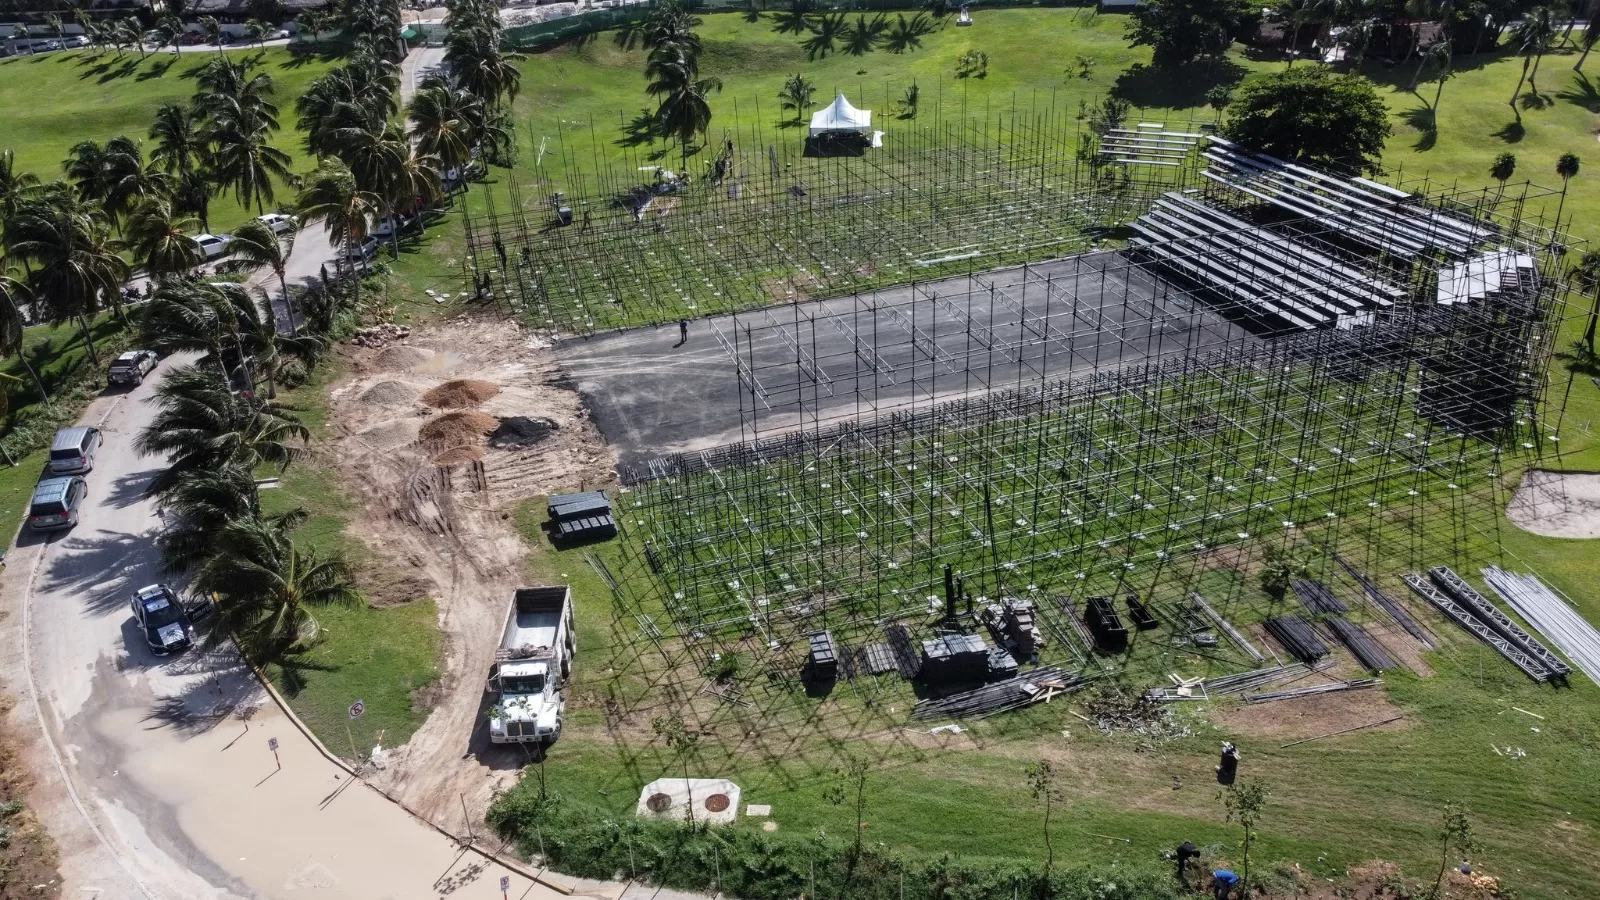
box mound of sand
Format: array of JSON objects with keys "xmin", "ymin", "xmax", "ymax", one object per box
[
  {"xmin": 421, "ymin": 379, "xmax": 501, "ymax": 409},
  {"xmin": 375, "ymin": 345, "xmax": 434, "ymax": 372},
  {"xmin": 1507, "ymin": 470, "xmax": 1600, "ymax": 538},
  {"xmin": 362, "ymin": 380, "xmax": 420, "ymax": 405},
  {"xmin": 419, "ymin": 411, "xmax": 498, "ymax": 446},
  {"xmin": 358, "ymin": 419, "xmax": 422, "ymax": 452},
  {"xmin": 433, "ymin": 445, "xmax": 486, "ymax": 465}
]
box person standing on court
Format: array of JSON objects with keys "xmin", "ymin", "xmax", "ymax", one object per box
[{"xmin": 678, "ymin": 319, "xmax": 689, "ymax": 345}]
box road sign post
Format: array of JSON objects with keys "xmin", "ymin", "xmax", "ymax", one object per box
[
  {"xmin": 500, "ymin": 875, "xmax": 510, "ymax": 899},
  {"xmin": 345, "ymin": 700, "xmax": 365, "ymax": 767},
  {"xmin": 268, "ymin": 736, "xmax": 280, "ymax": 770}
]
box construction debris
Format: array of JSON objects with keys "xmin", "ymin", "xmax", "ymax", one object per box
[
  {"xmin": 1243, "ymin": 678, "xmax": 1382, "ymax": 704},
  {"xmin": 1335, "ymin": 554, "xmax": 1436, "ymax": 649},
  {"xmin": 1483, "ymin": 566, "xmax": 1600, "ymax": 686},
  {"xmin": 1414, "ymin": 567, "xmax": 1571, "ymax": 682},
  {"xmin": 1143, "ymin": 662, "xmax": 1326, "ymax": 702},
  {"xmin": 1264, "ymin": 615, "xmax": 1329, "ymax": 663},
  {"xmin": 351, "ymin": 323, "xmax": 413, "ymax": 348},
  {"xmin": 1324, "ymin": 616, "xmax": 1397, "ymax": 672},
  {"xmin": 1291, "ymin": 579, "xmax": 1349, "ymax": 615},
  {"xmin": 1082, "ymin": 689, "xmax": 1192, "ymax": 741},
  {"xmin": 1190, "ymin": 593, "xmax": 1264, "ymax": 662},
  {"xmin": 910, "ymin": 666, "xmax": 1086, "ymax": 720}
]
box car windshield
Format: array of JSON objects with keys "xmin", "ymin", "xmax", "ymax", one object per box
[
  {"xmin": 502, "ymin": 673, "xmax": 545, "ymax": 694},
  {"xmin": 142, "ymin": 597, "xmax": 184, "ymax": 628}
]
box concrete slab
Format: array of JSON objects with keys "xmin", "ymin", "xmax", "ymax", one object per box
[
  {"xmin": 557, "ymin": 252, "xmax": 1251, "ymax": 475},
  {"xmin": 637, "ymin": 777, "xmax": 742, "ymax": 824}
]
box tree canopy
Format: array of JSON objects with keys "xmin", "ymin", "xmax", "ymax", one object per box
[
  {"xmin": 1126, "ymin": 0, "xmax": 1256, "ymax": 68},
  {"xmin": 1222, "ymin": 67, "xmax": 1392, "ymax": 174}
]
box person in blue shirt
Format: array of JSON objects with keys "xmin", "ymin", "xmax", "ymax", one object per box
[{"xmin": 1211, "ymin": 868, "xmax": 1240, "ymax": 899}]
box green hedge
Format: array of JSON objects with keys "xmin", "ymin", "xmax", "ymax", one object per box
[{"xmin": 489, "ymin": 789, "xmax": 1179, "ymax": 900}]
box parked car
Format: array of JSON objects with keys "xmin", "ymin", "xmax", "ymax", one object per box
[
  {"xmin": 62, "ymin": 36, "xmax": 88, "ymax": 48},
  {"xmin": 28, "ymin": 476, "xmax": 86, "ymax": 531},
  {"xmin": 108, "ymin": 349, "xmax": 159, "ymax": 386},
  {"xmin": 129, "ymin": 585, "xmax": 197, "ymax": 656},
  {"xmin": 179, "ymin": 30, "xmax": 207, "ymax": 45},
  {"xmin": 346, "ymin": 236, "xmax": 380, "ymax": 263},
  {"xmin": 48, "ymin": 426, "xmax": 102, "ymax": 475},
  {"xmin": 195, "ymin": 233, "xmax": 231, "ymax": 259},
  {"xmin": 256, "ymin": 212, "xmax": 298, "ymax": 234},
  {"xmin": 373, "ymin": 215, "xmax": 416, "ymax": 239}
]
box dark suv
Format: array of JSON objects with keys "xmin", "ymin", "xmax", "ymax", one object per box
[{"xmin": 108, "ymin": 349, "xmax": 158, "ymax": 386}]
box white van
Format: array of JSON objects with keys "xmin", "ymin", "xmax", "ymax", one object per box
[{"xmin": 48, "ymin": 426, "xmax": 102, "ymax": 475}]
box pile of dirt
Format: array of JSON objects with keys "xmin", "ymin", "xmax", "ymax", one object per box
[
  {"xmin": 419, "ymin": 411, "xmax": 498, "ymax": 446},
  {"xmin": 433, "ymin": 445, "xmax": 486, "ymax": 465},
  {"xmin": 362, "ymin": 380, "xmax": 420, "ymax": 405},
  {"xmin": 358, "ymin": 419, "xmax": 422, "ymax": 452},
  {"xmin": 352, "ymin": 323, "xmax": 413, "ymax": 349},
  {"xmin": 376, "ymin": 345, "xmax": 434, "ymax": 371},
  {"xmin": 487, "ymin": 416, "xmax": 559, "ymax": 450},
  {"xmin": 421, "ymin": 379, "xmax": 501, "ymax": 409}
]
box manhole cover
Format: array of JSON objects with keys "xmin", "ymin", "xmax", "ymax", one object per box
[
  {"xmin": 704, "ymin": 793, "xmax": 730, "ymax": 813},
  {"xmin": 646, "ymin": 793, "xmax": 673, "ymax": 812}
]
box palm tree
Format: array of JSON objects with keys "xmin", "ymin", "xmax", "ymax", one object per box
[
  {"xmin": 1409, "ymin": 37, "xmax": 1452, "ymax": 93},
  {"xmin": 6, "ymin": 188, "xmax": 129, "ymax": 355},
  {"xmin": 407, "ymin": 82, "xmax": 479, "ymax": 188},
  {"xmin": 153, "ymin": 13, "xmax": 184, "ymax": 55},
  {"xmin": 295, "ymin": 161, "xmax": 377, "ymax": 307},
  {"xmin": 45, "ymin": 14, "xmax": 63, "ymax": 45},
  {"xmin": 0, "ymin": 272, "xmax": 52, "ymax": 402},
  {"xmin": 155, "ymin": 463, "xmax": 265, "ymax": 577},
  {"xmin": 138, "ymin": 282, "xmax": 236, "ymax": 375},
  {"xmin": 135, "ymin": 362, "xmax": 309, "ymax": 498},
  {"xmin": 1489, "ymin": 152, "xmax": 1517, "ymax": 202},
  {"xmin": 1577, "ymin": 6, "xmax": 1600, "ymax": 71},
  {"xmin": 125, "ymin": 197, "xmax": 202, "ymax": 280},
  {"xmin": 327, "ymin": 118, "xmax": 408, "ymax": 251},
  {"xmin": 883, "ymin": 13, "xmax": 934, "ymax": 54},
  {"xmin": 0, "ymin": 149, "xmax": 41, "ymax": 225},
  {"xmin": 1508, "ymin": 7, "xmax": 1557, "ymax": 115},
  {"xmin": 206, "ymin": 109, "xmax": 293, "ymax": 216},
  {"xmin": 649, "ymin": 54, "xmax": 722, "ymax": 167},
  {"xmin": 192, "ymin": 513, "xmax": 359, "ymax": 658},
  {"xmin": 245, "ymin": 19, "xmax": 268, "ymax": 49},
  {"xmin": 295, "ymin": 10, "xmax": 328, "ymax": 45},
  {"xmin": 803, "ymin": 12, "xmax": 848, "ymax": 59},
  {"xmin": 229, "ymin": 219, "xmax": 299, "ymax": 329},
  {"xmin": 14, "ymin": 23, "xmax": 30, "ymax": 55},
  {"xmin": 200, "ymin": 15, "xmax": 223, "ymax": 51},
  {"xmin": 1572, "ymin": 250, "xmax": 1600, "ymax": 354},
  {"xmin": 1554, "ymin": 151, "xmax": 1581, "ymax": 226},
  {"xmin": 779, "ymin": 73, "xmax": 817, "ymax": 123},
  {"xmin": 149, "ymin": 103, "xmax": 202, "ymax": 179}
]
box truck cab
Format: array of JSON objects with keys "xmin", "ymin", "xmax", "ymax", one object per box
[{"xmin": 488, "ymin": 660, "xmax": 563, "ymax": 744}]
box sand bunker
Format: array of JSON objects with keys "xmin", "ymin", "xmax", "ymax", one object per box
[
  {"xmin": 419, "ymin": 411, "xmax": 498, "ymax": 446},
  {"xmin": 1507, "ymin": 469, "xmax": 1600, "ymax": 538},
  {"xmin": 421, "ymin": 379, "xmax": 501, "ymax": 409},
  {"xmin": 375, "ymin": 345, "xmax": 434, "ymax": 372},
  {"xmin": 487, "ymin": 416, "xmax": 559, "ymax": 450},
  {"xmin": 362, "ymin": 380, "xmax": 420, "ymax": 405}
]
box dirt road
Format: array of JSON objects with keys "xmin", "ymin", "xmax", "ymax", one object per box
[{"xmin": 0, "ymin": 363, "xmax": 582, "ymax": 898}]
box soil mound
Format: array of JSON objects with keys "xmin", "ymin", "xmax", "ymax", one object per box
[
  {"xmin": 419, "ymin": 411, "xmax": 498, "ymax": 446},
  {"xmin": 421, "ymin": 379, "xmax": 501, "ymax": 409},
  {"xmin": 359, "ymin": 419, "xmax": 421, "ymax": 452},
  {"xmin": 375, "ymin": 345, "xmax": 433, "ymax": 371},
  {"xmin": 488, "ymin": 416, "xmax": 559, "ymax": 450},
  {"xmin": 433, "ymin": 445, "xmax": 486, "ymax": 465},
  {"xmin": 362, "ymin": 380, "xmax": 419, "ymax": 405}
]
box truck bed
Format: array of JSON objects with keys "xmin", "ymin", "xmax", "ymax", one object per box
[{"xmin": 499, "ymin": 586, "xmax": 571, "ymax": 656}]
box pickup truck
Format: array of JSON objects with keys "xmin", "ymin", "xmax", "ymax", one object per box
[{"xmin": 487, "ymin": 586, "xmax": 574, "ymax": 746}]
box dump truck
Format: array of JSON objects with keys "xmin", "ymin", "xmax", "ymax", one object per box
[{"xmin": 487, "ymin": 586, "xmax": 574, "ymax": 746}]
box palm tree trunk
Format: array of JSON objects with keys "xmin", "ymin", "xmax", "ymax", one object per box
[
  {"xmin": 1584, "ymin": 287, "xmax": 1600, "ymax": 355},
  {"xmin": 77, "ymin": 313, "xmax": 100, "ymax": 367},
  {"xmin": 279, "ymin": 271, "xmax": 297, "ymax": 332},
  {"xmin": 3, "ymin": 293, "xmax": 50, "ymax": 404},
  {"xmin": 1509, "ymin": 56, "xmax": 1531, "ymax": 115},
  {"xmin": 1577, "ymin": 45, "xmax": 1592, "ymax": 71},
  {"xmin": 1529, "ymin": 50, "xmax": 1546, "ymax": 95}
]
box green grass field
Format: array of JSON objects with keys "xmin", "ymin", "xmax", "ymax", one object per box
[
  {"xmin": 0, "ymin": 45, "xmax": 336, "ymax": 233},
  {"xmin": 259, "ymin": 358, "xmax": 441, "ymax": 755}
]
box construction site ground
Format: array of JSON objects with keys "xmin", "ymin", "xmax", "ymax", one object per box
[{"xmin": 322, "ymin": 318, "xmax": 614, "ymax": 826}]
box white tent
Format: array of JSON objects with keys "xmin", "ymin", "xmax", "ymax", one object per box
[{"xmin": 809, "ymin": 93, "xmax": 872, "ymax": 138}]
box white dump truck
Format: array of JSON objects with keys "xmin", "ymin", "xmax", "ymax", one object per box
[{"xmin": 487, "ymin": 586, "xmax": 574, "ymax": 746}]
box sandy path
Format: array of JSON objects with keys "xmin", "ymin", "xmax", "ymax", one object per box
[
  {"xmin": 328, "ymin": 319, "xmax": 614, "ymax": 823},
  {"xmin": 1506, "ymin": 469, "xmax": 1600, "ymax": 539}
]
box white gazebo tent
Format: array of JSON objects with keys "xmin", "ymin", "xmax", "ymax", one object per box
[{"xmin": 809, "ymin": 93, "xmax": 873, "ymax": 139}]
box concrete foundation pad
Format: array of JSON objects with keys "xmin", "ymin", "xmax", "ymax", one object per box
[{"xmin": 636, "ymin": 778, "xmax": 742, "ymax": 824}]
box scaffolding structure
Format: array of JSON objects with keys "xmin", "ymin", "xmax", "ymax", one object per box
[
  {"xmin": 461, "ymin": 100, "xmax": 1202, "ymax": 334},
  {"xmin": 606, "ymin": 166, "xmax": 1575, "ymax": 674}
]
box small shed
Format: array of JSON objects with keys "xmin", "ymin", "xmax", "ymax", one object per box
[{"xmin": 809, "ymin": 93, "xmax": 873, "ymax": 139}]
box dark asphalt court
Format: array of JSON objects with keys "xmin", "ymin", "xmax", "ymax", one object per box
[{"xmin": 556, "ymin": 252, "xmax": 1252, "ymax": 474}]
